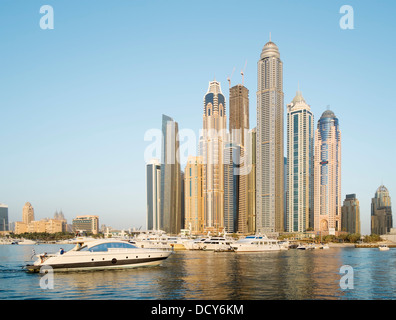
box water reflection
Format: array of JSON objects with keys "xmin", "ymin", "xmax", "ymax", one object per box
[{"xmin": 1, "ymin": 245, "xmax": 396, "ymax": 299}]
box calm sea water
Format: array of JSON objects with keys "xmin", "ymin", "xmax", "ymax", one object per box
[{"xmin": 0, "ymin": 244, "xmax": 395, "ymax": 300}]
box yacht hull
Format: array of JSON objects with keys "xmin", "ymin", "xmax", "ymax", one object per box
[{"xmin": 25, "ymin": 256, "xmax": 168, "ymax": 273}]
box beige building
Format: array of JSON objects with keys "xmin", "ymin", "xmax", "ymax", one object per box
[
  {"xmin": 14, "ymin": 219, "xmax": 64, "ymax": 234},
  {"xmin": 22, "ymin": 202, "xmax": 34, "ymax": 224},
  {"xmin": 256, "ymin": 38, "xmax": 285, "ymax": 234},
  {"xmin": 202, "ymin": 80, "xmax": 227, "ymax": 233},
  {"xmin": 184, "ymin": 156, "xmax": 204, "ymax": 235},
  {"xmin": 14, "ymin": 221, "xmax": 28, "ymax": 234},
  {"xmin": 46, "ymin": 219, "xmax": 64, "ymax": 234},
  {"xmin": 14, "ymin": 203, "xmax": 66, "ymax": 234}
]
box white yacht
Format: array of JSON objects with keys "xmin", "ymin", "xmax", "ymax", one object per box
[
  {"xmin": 25, "ymin": 239, "xmax": 172, "ymax": 272},
  {"xmin": 130, "ymin": 231, "xmax": 188, "ymax": 250},
  {"xmin": 231, "ymin": 235, "xmax": 287, "ymax": 252},
  {"xmin": 129, "ymin": 231, "xmax": 173, "ymax": 249},
  {"xmin": 183, "ymin": 237, "xmax": 208, "ymax": 250},
  {"xmin": 200, "ymin": 236, "xmax": 235, "ymax": 251}
]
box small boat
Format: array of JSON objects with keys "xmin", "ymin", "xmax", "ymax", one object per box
[
  {"xmin": 18, "ymin": 239, "xmax": 37, "ymax": 245},
  {"xmin": 231, "ymin": 235, "xmax": 287, "ymax": 252},
  {"xmin": 24, "ymin": 239, "xmax": 173, "ymax": 273},
  {"xmin": 321, "ymin": 244, "xmax": 330, "ymax": 250},
  {"xmin": 379, "ymin": 244, "xmax": 390, "ymax": 251}
]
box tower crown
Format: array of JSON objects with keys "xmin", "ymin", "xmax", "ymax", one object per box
[
  {"xmin": 260, "ymin": 41, "xmax": 280, "ymax": 59},
  {"xmin": 376, "ymin": 185, "xmax": 389, "ymax": 196},
  {"xmin": 206, "ymin": 80, "xmax": 223, "ymax": 95},
  {"xmin": 320, "ymin": 109, "xmax": 336, "ymax": 119}
]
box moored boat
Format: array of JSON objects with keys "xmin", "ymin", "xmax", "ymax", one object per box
[
  {"xmin": 200, "ymin": 236, "xmax": 235, "ymax": 251},
  {"xmin": 231, "ymin": 235, "xmax": 287, "ymax": 252},
  {"xmin": 183, "ymin": 237, "xmax": 208, "ymax": 250}
]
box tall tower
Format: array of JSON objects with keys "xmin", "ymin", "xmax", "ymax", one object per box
[
  {"xmin": 229, "ymin": 83, "xmax": 250, "ymax": 234},
  {"xmin": 256, "ymin": 38, "xmax": 284, "ymax": 234},
  {"xmin": 223, "ymin": 143, "xmax": 240, "ymax": 233},
  {"xmin": 286, "ymin": 89, "xmax": 314, "ymax": 232},
  {"xmin": 160, "ymin": 114, "xmax": 182, "ymax": 235},
  {"xmin": 371, "ymin": 185, "xmax": 392, "ymax": 235},
  {"xmin": 22, "ymin": 202, "xmax": 34, "ymax": 225},
  {"xmin": 247, "ymin": 128, "xmax": 256, "ymax": 234},
  {"xmin": 229, "ymin": 84, "xmax": 249, "ymax": 146},
  {"xmin": 313, "ymin": 109, "xmax": 341, "ymax": 234},
  {"xmin": 146, "ymin": 158, "xmax": 161, "ymax": 230},
  {"xmin": 184, "ymin": 156, "xmax": 204, "ymax": 235},
  {"xmin": 202, "ymin": 80, "xmax": 227, "ymax": 233}
]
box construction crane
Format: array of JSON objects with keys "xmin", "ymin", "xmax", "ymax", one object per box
[
  {"xmin": 227, "ymin": 67, "xmax": 236, "ymax": 88},
  {"xmin": 241, "ymin": 60, "xmax": 247, "ymax": 86}
]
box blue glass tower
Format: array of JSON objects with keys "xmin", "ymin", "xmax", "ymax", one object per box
[{"xmin": 314, "ymin": 109, "xmax": 341, "ymax": 234}]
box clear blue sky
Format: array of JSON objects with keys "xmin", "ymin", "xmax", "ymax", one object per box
[{"xmin": 1, "ymin": 0, "xmax": 395, "ymax": 235}]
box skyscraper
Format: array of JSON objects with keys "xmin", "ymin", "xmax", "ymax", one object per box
[
  {"xmin": 286, "ymin": 89, "xmax": 314, "ymax": 232},
  {"xmin": 341, "ymin": 194, "xmax": 361, "ymax": 234},
  {"xmin": 184, "ymin": 156, "xmax": 204, "ymax": 235},
  {"xmin": 256, "ymin": 38, "xmax": 284, "ymax": 234},
  {"xmin": 229, "ymin": 83, "xmax": 250, "ymax": 234},
  {"xmin": 22, "ymin": 202, "xmax": 34, "ymax": 225},
  {"xmin": 224, "ymin": 143, "xmax": 240, "ymax": 233},
  {"xmin": 202, "ymin": 80, "xmax": 226, "ymax": 233},
  {"xmin": 313, "ymin": 109, "xmax": 341, "ymax": 234},
  {"xmin": 160, "ymin": 114, "xmax": 182, "ymax": 235},
  {"xmin": 371, "ymin": 185, "xmax": 392, "ymax": 235},
  {"xmin": 229, "ymin": 84, "xmax": 249, "ymax": 146},
  {"xmin": 146, "ymin": 158, "xmax": 161, "ymax": 230},
  {"xmin": 0, "ymin": 204, "xmax": 9, "ymax": 233},
  {"xmin": 247, "ymin": 128, "xmax": 256, "ymax": 234}
]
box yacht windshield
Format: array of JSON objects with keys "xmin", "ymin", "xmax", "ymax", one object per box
[{"xmin": 81, "ymin": 242, "xmax": 137, "ymax": 252}]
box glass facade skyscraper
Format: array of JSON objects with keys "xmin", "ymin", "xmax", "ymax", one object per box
[
  {"xmin": 223, "ymin": 143, "xmax": 240, "ymax": 233},
  {"xmin": 160, "ymin": 114, "xmax": 182, "ymax": 235},
  {"xmin": 286, "ymin": 90, "xmax": 314, "ymax": 232},
  {"xmin": 0, "ymin": 204, "xmax": 9, "ymax": 232},
  {"xmin": 146, "ymin": 158, "xmax": 161, "ymax": 230}
]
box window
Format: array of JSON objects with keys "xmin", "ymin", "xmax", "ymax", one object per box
[{"xmin": 81, "ymin": 242, "xmax": 137, "ymax": 252}]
